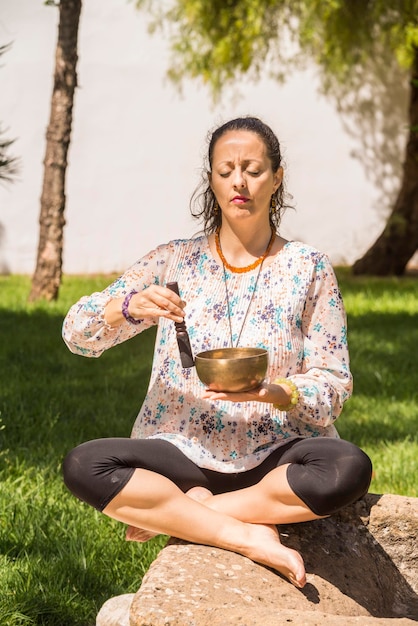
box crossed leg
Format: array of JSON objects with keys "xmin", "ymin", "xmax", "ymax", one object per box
[
  {"xmin": 65, "ymin": 436, "xmax": 371, "ymax": 589},
  {"xmin": 125, "ymin": 486, "xmax": 213, "ymax": 542},
  {"xmin": 105, "ymin": 465, "xmax": 324, "ymax": 588}
]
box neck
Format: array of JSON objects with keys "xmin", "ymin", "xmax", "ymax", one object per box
[
  {"xmin": 215, "ymin": 222, "xmax": 276, "ymax": 274},
  {"xmin": 218, "ymin": 221, "xmax": 274, "ymax": 258}
]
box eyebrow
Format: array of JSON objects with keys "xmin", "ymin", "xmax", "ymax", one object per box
[{"xmin": 217, "ymin": 158, "xmax": 264, "ymax": 167}]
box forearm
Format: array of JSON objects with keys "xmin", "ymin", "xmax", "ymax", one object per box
[
  {"xmin": 104, "ymin": 296, "xmax": 128, "ymax": 328},
  {"xmin": 62, "ymin": 293, "xmax": 148, "ymax": 358}
]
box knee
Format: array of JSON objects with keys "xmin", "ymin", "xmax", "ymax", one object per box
[
  {"xmin": 315, "ymin": 445, "xmax": 373, "ymax": 516},
  {"xmin": 353, "ymin": 447, "xmax": 373, "ymax": 494},
  {"xmin": 62, "ymin": 438, "xmax": 136, "ymax": 511},
  {"xmin": 341, "ymin": 441, "xmax": 373, "ymax": 495},
  {"xmin": 62, "ymin": 441, "xmax": 94, "ymax": 497},
  {"xmin": 287, "ymin": 440, "xmax": 373, "ymax": 517},
  {"xmin": 62, "ymin": 446, "xmax": 81, "ymax": 491}
]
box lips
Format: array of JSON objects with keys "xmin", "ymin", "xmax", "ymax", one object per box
[{"xmin": 232, "ymin": 195, "xmax": 249, "ymax": 204}]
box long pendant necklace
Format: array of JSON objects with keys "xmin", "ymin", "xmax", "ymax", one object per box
[
  {"xmin": 217, "ymin": 228, "xmax": 275, "ymax": 347},
  {"xmin": 222, "ymin": 262, "xmax": 264, "ymax": 348}
]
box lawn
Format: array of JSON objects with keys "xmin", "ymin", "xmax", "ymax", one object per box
[{"xmin": 0, "ymin": 271, "xmax": 417, "ymax": 625}]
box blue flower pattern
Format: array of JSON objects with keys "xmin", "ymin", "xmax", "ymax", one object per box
[{"xmin": 63, "ymin": 237, "xmax": 352, "ymax": 473}]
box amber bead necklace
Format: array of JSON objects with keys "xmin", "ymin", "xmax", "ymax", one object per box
[{"xmin": 215, "ymin": 226, "xmax": 276, "ymax": 274}]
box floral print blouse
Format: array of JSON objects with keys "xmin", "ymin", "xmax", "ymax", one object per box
[{"xmin": 62, "ymin": 236, "xmax": 352, "ymax": 472}]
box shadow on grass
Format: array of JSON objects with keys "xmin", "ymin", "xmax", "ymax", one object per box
[
  {"xmin": 1, "ymin": 305, "xmax": 416, "ymax": 468},
  {"xmin": 341, "ymin": 310, "xmax": 418, "ymax": 444},
  {"xmin": 0, "ymin": 293, "xmax": 416, "ymax": 624},
  {"xmin": 0, "ymin": 309, "xmax": 156, "ymax": 468},
  {"xmin": 0, "ymin": 499, "xmax": 165, "ymax": 626},
  {"xmin": 0, "ymin": 309, "xmax": 160, "ymax": 624},
  {"xmin": 348, "ymin": 310, "xmax": 418, "ymax": 395}
]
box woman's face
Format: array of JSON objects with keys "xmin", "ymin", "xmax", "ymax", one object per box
[{"xmin": 209, "ymin": 130, "xmax": 282, "ymax": 224}]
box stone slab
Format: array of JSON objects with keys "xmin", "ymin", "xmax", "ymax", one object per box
[
  {"xmin": 129, "ymin": 494, "xmax": 418, "ymax": 625},
  {"xmin": 95, "ymin": 494, "xmax": 418, "ymax": 625}
]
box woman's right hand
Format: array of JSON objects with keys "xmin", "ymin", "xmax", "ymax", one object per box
[{"xmin": 104, "ymin": 285, "xmax": 186, "ymax": 327}]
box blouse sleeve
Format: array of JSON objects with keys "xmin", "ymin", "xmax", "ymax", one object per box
[
  {"xmin": 62, "ymin": 243, "xmax": 172, "ymax": 358},
  {"xmin": 287, "ymin": 254, "xmax": 353, "ymax": 427}
]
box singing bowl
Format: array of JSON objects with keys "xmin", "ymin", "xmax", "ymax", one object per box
[{"xmin": 195, "ymin": 347, "xmax": 268, "ymax": 392}]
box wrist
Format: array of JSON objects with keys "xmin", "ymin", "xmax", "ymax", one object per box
[
  {"xmin": 122, "ymin": 290, "xmax": 142, "ymax": 325},
  {"xmin": 272, "ymin": 377, "xmax": 299, "ymax": 411}
]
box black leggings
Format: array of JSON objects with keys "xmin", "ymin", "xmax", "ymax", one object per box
[{"xmin": 63, "ymin": 437, "xmax": 372, "ymax": 517}]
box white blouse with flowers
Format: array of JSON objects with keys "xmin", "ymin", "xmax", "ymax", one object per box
[{"xmin": 62, "ymin": 236, "xmax": 352, "ymax": 472}]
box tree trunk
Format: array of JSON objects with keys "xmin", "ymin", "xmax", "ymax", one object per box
[
  {"xmin": 352, "ymin": 47, "xmax": 418, "ymax": 276},
  {"xmin": 29, "ymin": 0, "xmax": 82, "ymax": 301}
]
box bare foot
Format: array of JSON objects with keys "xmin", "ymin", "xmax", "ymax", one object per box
[
  {"xmin": 240, "ymin": 523, "xmax": 306, "ymax": 588},
  {"xmin": 125, "ymin": 491, "xmax": 304, "ymax": 586},
  {"xmin": 125, "ymin": 486, "xmax": 214, "ymax": 543}
]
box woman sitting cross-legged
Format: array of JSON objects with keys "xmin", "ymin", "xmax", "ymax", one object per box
[{"xmin": 62, "ymin": 116, "xmax": 372, "ymax": 589}]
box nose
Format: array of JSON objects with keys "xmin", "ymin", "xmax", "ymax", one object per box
[{"xmin": 232, "ymin": 168, "xmax": 246, "ymax": 188}]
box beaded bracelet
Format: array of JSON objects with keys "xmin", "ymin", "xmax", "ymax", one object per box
[
  {"xmin": 121, "ymin": 290, "xmax": 142, "ymax": 325},
  {"xmin": 273, "ymin": 377, "xmax": 299, "ymax": 411}
]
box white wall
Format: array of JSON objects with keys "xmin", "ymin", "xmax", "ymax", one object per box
[{"xmin": 0, "ymin": 0, "xmax": 390, "ymax": 274}]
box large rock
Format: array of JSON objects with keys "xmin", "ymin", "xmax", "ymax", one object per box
[{"xmin": 97, "ymin": 493, "xmax": 418, "ymax": 625}]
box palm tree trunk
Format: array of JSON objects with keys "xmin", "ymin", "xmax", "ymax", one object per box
[
  {"xmin": 29, "ymin": 0, "xmax": 82, "ymax": 301},
  {"xmin": 353, "ymin": 47, "xmax": 418, "ymax": 276}
]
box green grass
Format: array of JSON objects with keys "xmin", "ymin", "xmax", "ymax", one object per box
[
  {"xmin": 0, "ymin": 275, "xmax": 165, "ymax": 625},
  {"xmin": 336, "ymin": 270, "xmax": 418, "ymax": 496},
  {"xmin": 0, "ymin": 271, "xmax": 417, "ymax": 625}
]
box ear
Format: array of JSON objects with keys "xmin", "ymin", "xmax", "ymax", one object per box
[
  {"xmin": 207, "ymin": 170, "xmax": 213, "ymax": 190},
  {"xmin": 273, "ymin": 166, "xmax": 283, "ymax": 192}
]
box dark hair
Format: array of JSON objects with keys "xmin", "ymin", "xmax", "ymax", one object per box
[{"xmin": 190, "ymin": 116, "xmax": 292, "ymax": 234}]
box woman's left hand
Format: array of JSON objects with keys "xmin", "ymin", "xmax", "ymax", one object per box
[{"xmin": 202, "ymin": 382, "xmax": 289, "ymax": 405}]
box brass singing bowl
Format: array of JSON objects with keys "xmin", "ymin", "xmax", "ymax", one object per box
[{"xmin": 195, "ymin": 347, "xmax": 268, "ymax": 392}]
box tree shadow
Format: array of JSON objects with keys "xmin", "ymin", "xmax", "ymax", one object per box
[
  {"xmin": 0, "ymin": 308, "xmax": 155, "ymax": 469},
  {"xmin": 1, "ymin": 306, "xmax": 417, "ymax": 621},
  {"xmin": 348, "ymin": 310, "xmax": 418, "ymax": 394},
  {"xmin": 322, "ymin": 44, "xmax": 410, "ymax": 223},
  {"xmin": 0, "ymin": 307, "xmax": 158, "ymax": 624},
  {"xmin": 340, "ymin": 308, "xmax": 418, "ymax": 445}
]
